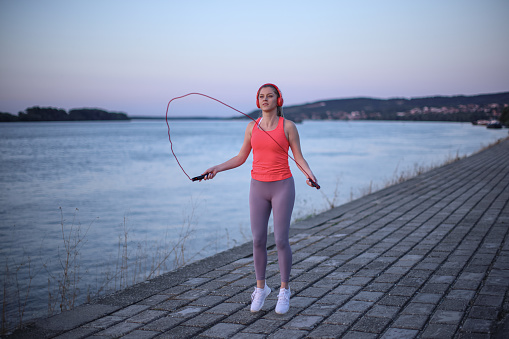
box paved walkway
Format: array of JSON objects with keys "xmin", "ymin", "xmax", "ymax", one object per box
[{"xmin": 10, "ymin": 138, "xmax": 509, "ymax": 339}]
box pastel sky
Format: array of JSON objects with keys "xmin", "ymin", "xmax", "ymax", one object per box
[{"xmin": 1, "ymin": 0, "xmax": 508, "ymax": 117}]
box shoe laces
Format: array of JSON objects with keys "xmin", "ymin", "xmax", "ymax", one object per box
[
  {"xmin": 251, "ymin": 287, "xmax": 266, "ymax": 302},
  {"xmin": 277, "ymin": 289, "xmax": 290, "ymax": 303}
]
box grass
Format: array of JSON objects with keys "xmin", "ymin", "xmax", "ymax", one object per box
[{"xmin": 1, "ymin": 205, "xmax": 197, "ymax": 335}]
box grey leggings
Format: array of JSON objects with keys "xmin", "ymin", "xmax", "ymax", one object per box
[{"xmin": 249, "ymin": 176, "xmax": 295, "ymax": 282}]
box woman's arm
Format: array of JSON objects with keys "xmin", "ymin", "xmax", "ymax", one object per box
[
  {"xmin": 285, "ymin": 120, "xmax": 318, "ymax": 187},
  {"xmin": 201, "ymin": 121, "xmax": 255, "ymax": 180}
]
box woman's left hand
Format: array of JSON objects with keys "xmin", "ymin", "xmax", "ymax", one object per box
[{"xmin": 306, "ymin": 176, "xmax": 319, "ymax": 189}]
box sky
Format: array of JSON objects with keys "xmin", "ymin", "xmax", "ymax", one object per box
[{"xmin": 1, "ymin": 0, "xmax": 508, "ymax": 117}]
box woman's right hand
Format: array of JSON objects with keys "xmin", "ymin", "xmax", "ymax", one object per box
[{"xmin": 201, "ymin": 167, "xmax": 218, "ymax": 180}]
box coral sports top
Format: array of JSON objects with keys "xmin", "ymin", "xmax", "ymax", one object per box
[{"xmin": 251, "ymin": 116, "xmax": 292, "ymax": 182}]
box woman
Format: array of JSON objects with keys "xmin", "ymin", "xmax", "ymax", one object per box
[{"xmin": 200, "ymin": 83, "xmax": 317, "ymax": 314}]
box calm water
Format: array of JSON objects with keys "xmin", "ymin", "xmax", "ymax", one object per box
[{"xmin": 0, "ymin": 119, "xmax": 507, "ymax": 322}]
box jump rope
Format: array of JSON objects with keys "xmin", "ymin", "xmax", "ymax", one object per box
[{"xmin": 165, "ymin": 85, "xmax": 320, "ymax": 189}]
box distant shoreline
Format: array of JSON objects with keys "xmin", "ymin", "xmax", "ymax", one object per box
[
  {"xmin": 131, "ymin": 116, "xmax": 234, "ymax": 120},
  {"xmin": 2, "ymin": 91, "xmax": 508, "ymax": 124}
]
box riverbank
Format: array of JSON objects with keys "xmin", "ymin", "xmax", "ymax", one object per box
[{"xmin": 8, "ymin": 138, "xmax": 509, "ymax": 338}]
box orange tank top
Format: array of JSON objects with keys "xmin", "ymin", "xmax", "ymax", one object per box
[{"xmin": 251, "ymin": 116, "xmax": 292, "ymax": 182}]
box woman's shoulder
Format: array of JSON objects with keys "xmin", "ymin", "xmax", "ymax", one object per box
[
  {"xmin": 283, "ymin": 118, "xmax": 297, "ymax": 132},
  {"xmin": 245, "ymin": 120, "xmax": 256, "ymax": 134}
]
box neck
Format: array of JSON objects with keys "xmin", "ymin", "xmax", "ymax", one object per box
[{"xmin": 261, "ymin": 108, "xmax": 278, "ymax": 121}]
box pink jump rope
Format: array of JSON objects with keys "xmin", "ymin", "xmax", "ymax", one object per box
[{"xmin": 165, "ymin": 84, "xmax": 320, "ymax": 189}]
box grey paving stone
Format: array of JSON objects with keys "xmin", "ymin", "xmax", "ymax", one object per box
[
  {"xmin": 301, "ymin": 303, "xmax": 337, "ymax": 317},
  {"xmin": 190, "ymin": 295, "xmax": 228, "ymax": 307},
  {"xmin": 366, "ymin": 305, "xmax": 400, "ymax": 319},
  {"xmin": 284, "ymin": 315, "xmax": 323, "ymax": 330},
  {"xmin": 120, "ymin": 329, "xmax": 160, "ymax": 339},
  {"xmin": 171, "ymin": 306, "xmax": 206, "ymax": 318},
  {"xmin": 137, "ymin": 294, "xmax": 171, "ymax": 306},
  {"xmin": 83, "ymin": 315, "xmax": 124, "ymax": 329},
  {"xmin": 230, "ymin": 333, "xmax": 266, "ymax": 339},
  {"xmin": 331, "ymin": 284, "xmax": 362, "ymax": 295},
  {"xmin": 183, "ymin": 312, "xmax": 225, "ymax": 328},
  {"xmin": 34, "ymin": 304, "xmax": 121, "ymax": 332},
  {"xmin": 460, "ymin": 318, "xmax": 492, "ymax": 334},
  {"xmin": 338, "ymin": 300, "xmax": 375, "ymax": 313},
  {"xmin": 316, "ymin": 293, "xmax": 349, "ymax": 306},
  {"xmin": 324, "ymin": 311, "xmax": 362, "ymax": 325},
  {"xmin": 267, "ymin": 328, "xmax": 308, "ymax": 339},
  {"xmin": 307, "ymin": 324, "xmax": 348, "ymax": 338},
  {"xmin": 126, "ymin": 309, "xmax": 167, "ymax": 323},
  {"xmin": 468, "ymin": 306, "xmax": 499, "ymax": 320},
  {"xmin": 381, "ymin": 327, "xmax": 419, "ymax": 339},
  {"xmin": 200, "ymin": 323, "xmax": 244, "ymax": 338},
  {"xmin": 401, "ymin": 302, "xmax": 434, "ymax": 315},
  {"xmin": 344, "ymin": 276, "xmax": 372, "ymax": 286},
  {"xmin": 223, "ymin": 309, "xmax": 262, "ymax": 325},
  {"xmin": 209, "ymin": 285, "xmax": 247, "ymax": 297},
  {"xmin": 351, "ymin": 316, "xmax": 392, "ymax": 333},
  {"xmin": 412, "ymin": 293, "xmax": 442, "ymax": 304},
  {"xmin": 140, "ymin": 316, "xmax": 183, "ymax": 331},
  {"xmin": 420, "ymin": 323, "xmax": 457, "ymax": 338},
  {"xmin": 176, "ymin": 288, "xmax": 211, "ymax": 300},
  {"xmin": 352, "ymin": 291, "xmax": 384, "ymax": 302},
  {"xmin": 378, "ymin": 295, "xmax": 408, "ymax": 307},
  {"xmin": 243, "ymin": 319, "xmax": 285, "ymax": 334},
  {"xmin": 342, "ymin": 331, "xmax": 378, "ymax": 339},
  {"xmin": 158, "ymin": 325, "xmax": 202, "ymax": 338},
  {"xmin": 284, "ymin": 294, "xmax": 316, "ymax": 308},
  {"xmin": 374, "ymin": 274, "xmax": 403, "ymax": 284},
  {"xmin": 205, "ymin": 302, "xmax": 245, "ymax": 315},
  {"xmin": 392, "ymin": 314, "xmax": 429, "ymax": 330},
  {"xmin": 161, "ymin": 285, "xmax": 191, "ymax": 295},
  {"xmin": 95, "ymin": 321, "xmax": 142, "ymax": 337},
  {"xmin": 436, "ymin": 298, "xmax": 470, "ymax": 312},
  {"xmin": 389, "ymin": 286, "xmax": 418, "ymax": 297},
  {"xmin": 297, "ymin": 287, "xmax": 331, "ymax": 298},
  {"xmin": 52, "ymin": 327, "xmax": 99, "ymax": 339},
  {"xmin": 421, "ymin": 283, "xmax": 451, "ymax": 294},
  {"xmin": 365, "ymin": 282, "xmax": 394, "ymax": 292},
  {"xmin": 447, "ymin": 289, "xmax": 476, "ymax": 300},
  {"xmin": 430, "ymin": 310, "xmax": 463, "ymax": 325},
  {"xmin": 474, "ymin": 294, "xmax": 504, "ymax": 308},
  {"xmin": 112, "ymin": 304, "xmax": 150, "ymax": 318},
  {"xmin": 153, "ymin": 298, "xmax": 189, "ymax": 311}
]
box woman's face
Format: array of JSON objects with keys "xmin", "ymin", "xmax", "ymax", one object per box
[{"xmin": 258, "ymin": 87, "xmax": 278, "ymax": 112}]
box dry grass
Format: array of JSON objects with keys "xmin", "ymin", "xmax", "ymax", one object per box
[{"xmin": 1, "ymin": 205, "xmax": 197, "ymax": 335}]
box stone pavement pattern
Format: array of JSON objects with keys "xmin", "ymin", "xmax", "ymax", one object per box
[{"xmin": 10, "ymin": 138, "xmax": 509, "ymax": 338}]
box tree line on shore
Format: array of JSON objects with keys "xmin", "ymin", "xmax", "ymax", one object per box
[{"xmin": 0, "ymin": 107, "xmax": 129, "ymax": 122}]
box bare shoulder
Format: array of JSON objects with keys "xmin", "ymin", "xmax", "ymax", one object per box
[
  {"xmin": 247, "ymin": 120, "xmax": 256, "ymax": 130},
  {"xmin": 246, "ymin": 120, "xmax": 256, "ymax": 135},
  {"xmin": 284, "ymin": 119, "xmax": 298, "ymax": 134}
]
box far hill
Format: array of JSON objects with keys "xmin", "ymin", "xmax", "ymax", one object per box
[{"xmin": 243, "ymin": 91, "xmax": 509, "ymax": 123}]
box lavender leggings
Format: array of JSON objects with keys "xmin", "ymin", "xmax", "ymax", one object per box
[{"xmin": 249, "ymin": 176, "xmax": 295, "ymax": 282}]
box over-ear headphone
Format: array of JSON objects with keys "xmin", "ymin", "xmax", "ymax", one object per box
[{"xmin": 256, "ymin": 83, "xmax": 284, "ymax": 108}]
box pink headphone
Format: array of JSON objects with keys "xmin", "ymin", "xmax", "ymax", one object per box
[{"xmin": 256, "ymin": 83, "xmax": 284, "ymax": 108}]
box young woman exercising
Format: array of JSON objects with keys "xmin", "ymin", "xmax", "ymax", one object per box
[{"xmin": 200, "ymin": 83, "xmax": 317, "ymax": 314}]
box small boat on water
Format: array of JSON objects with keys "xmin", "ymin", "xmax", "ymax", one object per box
[{"xmin": 486, "ymin": 121, "xmax": 503, "ymax": 129}]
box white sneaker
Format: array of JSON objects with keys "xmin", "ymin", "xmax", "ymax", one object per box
[
  {"xmin": 250, "ymin": 284, "xmax": 271, "ymax": 312},
  {"xmin": 275, "ymin": 287, "xmax": 291, "ymax": 314}
]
